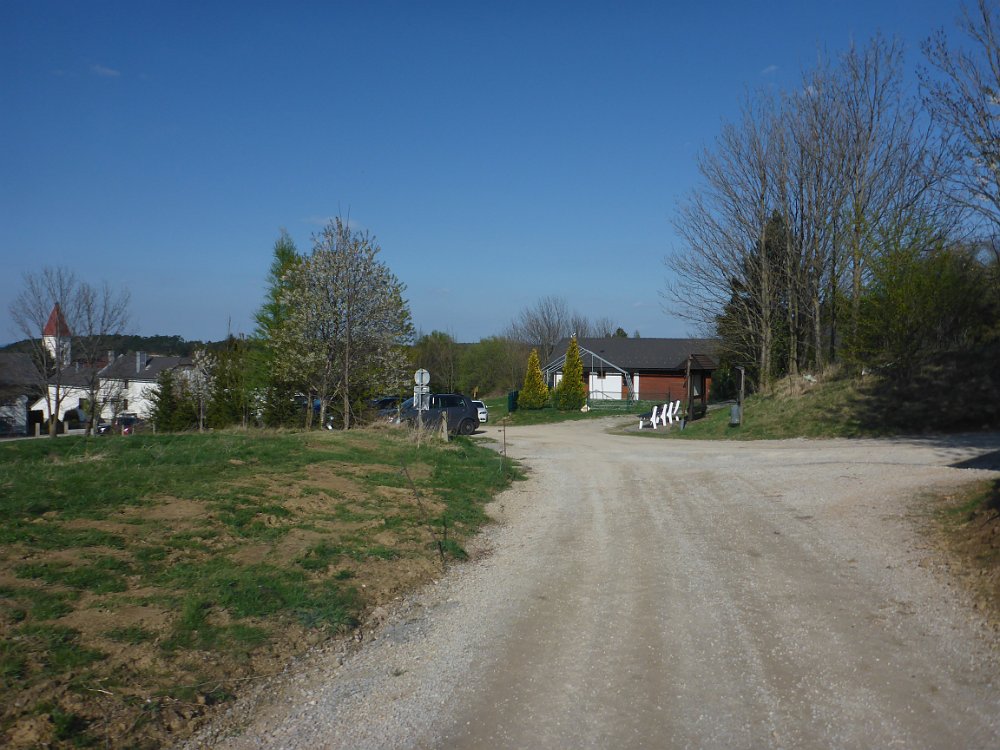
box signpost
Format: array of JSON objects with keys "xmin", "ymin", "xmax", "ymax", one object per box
[{"xmin": 414, "ymin": 369, "xmax": 430, "ymax": 411}]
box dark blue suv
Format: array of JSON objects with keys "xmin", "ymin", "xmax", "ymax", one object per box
[{"xmin": 397, "ymin": 393, "xmax": 480, "ymax": 435}]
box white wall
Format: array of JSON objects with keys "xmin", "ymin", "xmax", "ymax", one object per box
[
  {"xmin": 588, "ymin": 372, "xmax": 622, "ymax": 400},
  {"xmin": 31, "ymin": 379, "xmax": 160, "ymax": 421}
]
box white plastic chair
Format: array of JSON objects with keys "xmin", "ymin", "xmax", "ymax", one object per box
[
  {"xmin": 665, "ymin": 400, "xmax": 682, "ymax": 424},
  {"xmin": 639, "ymin": 404, "xmax": 660, "ymax": 430}
]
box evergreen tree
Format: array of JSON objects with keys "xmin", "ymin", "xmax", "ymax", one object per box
[
  {"xmin": 553, "ymin": 337, "xmax": 587, "ymax": 410},
  {"xmin": 149, "ymin": 370, "xmax": 181, "ymax": 432},
  {"xmin": 208, "ymin": 336, "xmax": 255, "ymax": 428},
  {"xmin": 255, "ymin": 231, "xmax": 304, "ymax": 427},
  {"xmin": 149, "ymin": 369, "xmax": 199, "ymax": 432},
  {"xmin": 518, "ymin": 349, "xmax": 549, "ymax": 409}
]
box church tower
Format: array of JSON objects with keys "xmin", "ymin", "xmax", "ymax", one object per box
[{"xmin": 43, "ymin": 303, "xmax": 72, "ymax": 366}]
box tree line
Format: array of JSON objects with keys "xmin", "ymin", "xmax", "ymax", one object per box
[
  {"xmin": 665, "ymin": 2, "xmax": 1000, "ymax": 427},
  {"xmin": 150, "ymin": 228, "xmax": 635, "ymax": 431}
]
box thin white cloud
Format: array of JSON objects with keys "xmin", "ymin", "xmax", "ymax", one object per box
[
  {"xmin": 761, "ymin": 64, "xmax": 778, "ymax": 75},
  {"xmin": 91, "ymin": 63, "xmax": 121, "ymax": 78}
]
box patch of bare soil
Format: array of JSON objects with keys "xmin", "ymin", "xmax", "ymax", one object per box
[{"xmin": 1, "ymin": 451, "xmax": 458, "ymax": 750}]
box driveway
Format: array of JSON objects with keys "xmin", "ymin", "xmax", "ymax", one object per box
[{"xmin": 189, "ymin": 419, "xmax": 1000, "ymax": 749}]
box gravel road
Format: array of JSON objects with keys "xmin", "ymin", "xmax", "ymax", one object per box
[{"xmin": 185, "ymin": 419, "xmax": 1000, "ymax": 749}]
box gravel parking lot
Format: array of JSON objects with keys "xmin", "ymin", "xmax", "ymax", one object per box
[{"xmin": 185, "ymin": 419, "xmax": 1000, "ymax": 749}]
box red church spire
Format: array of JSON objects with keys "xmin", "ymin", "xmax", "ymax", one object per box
[{"xmin": 43, "ymin": 303, "xmax": 71, "ymax": 337}]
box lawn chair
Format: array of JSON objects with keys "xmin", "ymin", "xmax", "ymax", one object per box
[
  {"xmin": 664, "ymin": 400, "xmax": 682, "ymax": 425},
  {"xmin": 638, "ymin": 404, "xmax": 660, "ymax": 430}
]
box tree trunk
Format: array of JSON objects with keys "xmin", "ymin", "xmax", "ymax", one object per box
[
  {"xmin": 342, "ymin": 334, "xmax": 352, "ymax": 430},
  {"xmin": 786, "ymin": 232, "xmax": 799, "ymax": 377}
]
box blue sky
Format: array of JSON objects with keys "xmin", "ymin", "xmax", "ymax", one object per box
[{"xmin": 0, "ymin": 0, "xmax": 969, "ymax": 345}]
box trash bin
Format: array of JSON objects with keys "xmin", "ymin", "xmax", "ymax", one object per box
[
  {"xmin": 729, "ymin": 404, "xmax": 741, "ymax": 426},
  {"xmin": 507, "ymin": 390, "xmax": 519, "ymax": 412}
]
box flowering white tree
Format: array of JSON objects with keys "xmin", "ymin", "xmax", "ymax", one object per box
[
  {"xmin": 188, "ymin": 349, "xmax": 215, "ymax": 432},
  {"xmin": 272, "ymin": 218, "xmax": 413, "ymax": 429}
]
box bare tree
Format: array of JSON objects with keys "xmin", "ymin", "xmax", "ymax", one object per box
[
  {"xmin": 568, "ymin": 311, "xmax": 594, "ymax": 339},
  {"xmin": 591, "ymin": 316, "xmax": 618, "ymax": 338},
  {"xmin": 667, "ymin": 92, "xmax": 782, "ymax": 389},
  {"xmin": 922, "ymin": 0, "xmax": 1000, "ymax": 263},
  {"xmin": 412, "ymin": 330, "xmax": 459, "ymax": 392},
  {"xmin": 9, "ymin": 268, "xmax": 130, "ymax": 437},
  {"xmin": 74, "ymin": 281, "xmax": 131, "ymax": 434},
  {"xmin": 782, "ymin": 57, "xmax": 853, "ymax": 369},
  {"xmin": 506, "ymin": 295, "xmax": 572, "ymax": 365},
  {"xmin": 667, "ymin": 35, "xmax": 956, "ymax": 388},
  {"xmin": 9, "ymin": 268, "xmax": 77, "ymax": 436}
]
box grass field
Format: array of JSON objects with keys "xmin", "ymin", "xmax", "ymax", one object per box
[
  {"xmin": 621, "ymin": 373, "xmax": 897, "ymax": 441},
  {"xmin": 483, "ymin": 394, "xmax": 648, "ymax": 426},
  {"xmin": 0, "ymin": 427, "xmax": 519, "ymax": 749}
]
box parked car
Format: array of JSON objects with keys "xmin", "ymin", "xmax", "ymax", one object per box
[
  {"xmin": 396, "ymin": 393, "xmax": 480, "ymax": 435},
  {"xmin": 471, "ymin": 399, "xmax": 488, "ymax": 423},
  {"xmin": 325, "ymin": 396, "xmax": 401, "ymax": 428},
  {"xmin": 370, "ymin": 396, "xmax": 400, "ymax": 411},
  {"xmin": 372, "ymin": 396, "xmax": 402, "ymax": 423},
  {"xmin": 99, "ymin": 412, "xmax": 142, "ymax": 435}
]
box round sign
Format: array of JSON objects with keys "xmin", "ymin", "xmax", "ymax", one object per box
[{"xmin": 414, "ymin": 368, "xmax": 430, "ymax": 386}]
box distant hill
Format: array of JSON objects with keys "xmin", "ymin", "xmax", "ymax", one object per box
[{"xmin": 0, "ymin": 334, "xmax": 228, "ymax": 357}]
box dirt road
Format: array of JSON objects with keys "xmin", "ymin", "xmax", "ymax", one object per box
[{"xmin": 191, "ymin": 419, "xmax": 1000, "ymax": 749}]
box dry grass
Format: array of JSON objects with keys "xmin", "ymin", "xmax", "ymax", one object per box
[{"xmin": 0, "ymin": 428, "xmax": 519, "ymax": 749}]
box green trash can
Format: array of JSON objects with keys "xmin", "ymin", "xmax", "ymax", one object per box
[{"xmin": 507, "ymin": 390, "xmax": 519, "ymax": 412}]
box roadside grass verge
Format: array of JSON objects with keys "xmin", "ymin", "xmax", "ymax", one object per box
[
  {"xmin": 925, "ymin": 478, "xmax": 1000, "ymax": 627},
  {"xmin": 621, "ymin": 374, "xmax": 895, "ymax": 441},
  {"xmin": 485, "ymin": 395, "xmax": 653, "ymax": 426},
  {"xmin": 0, "ymin": 427, "xmax": 519, "ymax": 749}
]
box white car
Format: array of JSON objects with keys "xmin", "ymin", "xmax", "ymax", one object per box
[{"xmin": 471, "ymin": 399, "xmax": 488, "ymax": 423}]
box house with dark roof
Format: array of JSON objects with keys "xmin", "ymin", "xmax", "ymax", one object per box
[
  {"xmin": 18, "ymin": 305, "xmax": 196, "ymax": 431},
  {"xmin": 98, "ymin": 351, "xmax": 194, "ymax": 418},
  {"xmin": 30, "ymin": 351, "xmax": 194, "ymax": 426},
  {"xmin": 0, "ymin": 353, "xmax": 44, "ymax": 436},
  {"xmin": 544, "ymin": 337, "xmax": 719, "ymax": 415}
]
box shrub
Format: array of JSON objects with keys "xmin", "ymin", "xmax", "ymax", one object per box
[
  {"xmin": 553, "ymin": 337, "xmax": 587, "ymax": 410},
  {"xmin": 518, "ymin": 349, "xmax": 549, "ymax": 409}
]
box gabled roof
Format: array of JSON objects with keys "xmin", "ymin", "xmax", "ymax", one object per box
[
  {"xmin": 546, "ymin": 337, "xmax": 719, "ymax": 372},
  {"xmin": 101, "ymin": 352, "xmax": 194, "ymax": 382},
  {"xmin": 0, "ymin": 352, "xmax": 43, "ymax": 387},
  {"xmin": 43, "ymin": 304, "xmax": 72, "ymax": 337},
  {"xmin": 0, "ymin": 352, "xmax": 45, "ymax": 401}
]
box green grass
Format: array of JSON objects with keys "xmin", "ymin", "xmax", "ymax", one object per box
[
  {"xmin": 15, "ymin": 557, "xmax": 131, "ymax": 594},
  {"xmin": 623, "ymin": 376, "xmax": 893, "ymax": 440},
  {"xmin": 484, "ymin": 394, "xmax": 650, "ymax": 426},
  {"xmin": 0, "ymin": 427, "xmax": 520, "ymax": 748},
  {"xmin": 0, "ymin": 584, "xmax": 78, "ymax": 621}
]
